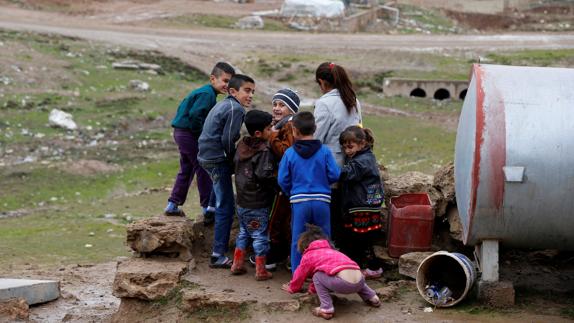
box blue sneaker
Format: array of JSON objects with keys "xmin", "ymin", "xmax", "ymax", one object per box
[{"xmin": 164, "ymin": 201, "xmax": 185, "ymax": 216}]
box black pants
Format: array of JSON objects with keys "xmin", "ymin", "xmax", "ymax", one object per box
[{"xmin": 339, "ymin": 230, "xmax": 382, "ymax": 270}]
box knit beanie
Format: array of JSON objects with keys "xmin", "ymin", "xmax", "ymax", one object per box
[{"xmin": 272, "ymin": 88, "xmax": 300, "ymax": 114}]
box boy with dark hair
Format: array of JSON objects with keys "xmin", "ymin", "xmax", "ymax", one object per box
[
  {"xmin": 198, "ymin": 74, "xmax": 256, "ymax": 268},
  {"xmin": 278, "ymin": 111, "xmax": 340, "ymax": 273},
  {"xmin": 166, "ymin": 62, "xmax": 235, "ymax": 221},
  {"xmin": 230, "ymin": 110, "xmax": 275, "ymax": 281}
]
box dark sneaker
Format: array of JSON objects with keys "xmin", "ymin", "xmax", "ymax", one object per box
[
  {"xmin": 248, "ymin": 254, "xmax": 276, "ymax": 270},
  {"xmin": 164, "ymin": 208, "xmax": 185, "ymax": 216},
  {"xmin": 209, "ymin": 255, "xmax": 232, "ymax": 269},
  {"xmin": 203, "ymin": 211, "xmax": 215, "ymax": 226}
]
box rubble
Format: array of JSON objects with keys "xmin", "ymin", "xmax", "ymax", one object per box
[
  {"xmin": 477, "ymin": 280, "xmax": 515, "ymax": 308},
  {"xmin": 398, "ymin": 252, "xmax": 434, "ymax": 279},
  {"xmin": 0, "ymin": 298, "xmax": 28, "ymax": 321},
  {"xmin": 112, "ymin": 258, "xmax": 188, "ymax": 301},
  {"xmin": 126, "ymin": 215, "xmax": 195, "ymax": 261},
  {"xmin": 128, "ymin": 80, "xmax": 150, "ymax": 92},
  {"xmin": 383, "ymin": 171, "xmax": 442, "ymax": 215},
  {"xmin": 374, "ymin": 284, "xmax": 399, "ymax": 302},
  {"xmin": 236, "ymin": 16, "xmax": 264, "ymax": 29},
  {"xmin": 262, "ymin": 299, "xmax": 300, "ymax": 312},
  {"xmin": 432, "ymin": 162, "xmax": 456, "ymax": 217},
  {"xmin": 181, "ymin": 290, "xmax": 257, "ymax": 313},
  {"xmin": 112, "ymin": 60, "xmax": 161, "ymax": 73},
  {"xmin": 48, "ymin": 109, "xmax": 78, "ymax": 130},
  {"xmin": 446, "ymin": 207, "xmax": 463, "ymax": 241}
]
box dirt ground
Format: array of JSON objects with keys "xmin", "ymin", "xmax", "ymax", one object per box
[
  {"xmin": 12, "ymin": 249, "xmax": 573, "ymax": 322},
  {"xmin": 1, "ymin": 1, "xmax": 574, "ymax": 322}
]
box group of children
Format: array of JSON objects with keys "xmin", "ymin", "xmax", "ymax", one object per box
[{"xmin": 166, "ymin": 62, "xmax": 384, "ymax": 319}]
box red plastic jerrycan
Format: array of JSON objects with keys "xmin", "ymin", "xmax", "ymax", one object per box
[{"xmin": 387, "ymin": 193, "xmax": 434, "ymax": 258}]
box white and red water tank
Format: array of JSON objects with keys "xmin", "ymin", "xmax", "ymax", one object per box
[{"xmin": 455, "ymin": 64, "xmax": 574, "ymax": 249}]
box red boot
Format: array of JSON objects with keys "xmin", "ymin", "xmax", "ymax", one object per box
[
  {"xmin": 230, "ymin": 248, "xmax": 247, "ymax": 275},
  {"xmin": 255, "ymin": 256, "xmax": 273, "ymax": 281}
]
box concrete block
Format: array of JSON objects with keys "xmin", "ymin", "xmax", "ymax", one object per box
[
  {"xmin": 477, "ymin": 280, "xmax": 515, "ymax": 308},
  {"xmin": 0, "ymin": 279, "xmax": 60, "ymax": 305}
]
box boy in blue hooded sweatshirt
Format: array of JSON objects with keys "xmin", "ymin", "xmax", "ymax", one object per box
[{"xmin": 278, "ymin": 111, "xmax": 340, "ymax": 273}]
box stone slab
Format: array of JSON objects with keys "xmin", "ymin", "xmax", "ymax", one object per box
[
  {"xmin": 0, "ymin": 279, "xmax": 60, "ymax": 305},
  {"xmin": 398, "ymin": 251, "xmax": 434, "ymax": 279}
]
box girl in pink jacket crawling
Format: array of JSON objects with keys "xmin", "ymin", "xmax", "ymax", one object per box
[{"xmin": 282, "ymin": 225, "xmax": 381, "ymax": 320}]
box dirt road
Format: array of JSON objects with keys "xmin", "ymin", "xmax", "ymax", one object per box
[{"xmin": 1, "ymin": 6, "xmax": 574, "ymax": 73}]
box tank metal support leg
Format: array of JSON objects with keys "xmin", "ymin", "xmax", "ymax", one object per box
[{"xmin": 475, "ymin": 239, "xmax": 499, "ymax": 282}]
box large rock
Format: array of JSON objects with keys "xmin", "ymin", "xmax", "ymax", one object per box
[
  {"xmin": 126, "ymin": 215, "xmax": 195, "ymax": 261},
  {"xmin": 0, "ymin": 298, "xmax": 28, "ymax": 321},
  {"xmin": 181, "ymin": 290, "xmax": 256, "ymax": 313},
  {"xmin": 112, "ymin": 258, "xmax": 188, "ymax": 301},
  {"xmin": 398, "ymin": 252, "xmax": 434, "ymax": 279},
  {"xmin": 446, "ymin": 207, "xmax": 463, "ymax": 241},
  {"xmin": 432, "ymin": 162, "xmax": 455, "ymax": 217},
  {"xmin": 236, "ymin": 16, "xmax": 264, "ymax": 29},
  {"xmin": 384, "ymin": 171, "xmax": 443, "ymax": 217},
  {"xmin": 48, "ymin": 109, "xmax": 77, "ymax": 130}
]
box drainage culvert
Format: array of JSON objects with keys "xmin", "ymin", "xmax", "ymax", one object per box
[{"xmin": 416, "ymin": 251, "xmax": 477, "ymax": 307}]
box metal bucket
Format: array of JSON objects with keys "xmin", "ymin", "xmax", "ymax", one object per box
[{"xmin": 416, "ymin": 251, "xmax": 477, "ymax": 307}]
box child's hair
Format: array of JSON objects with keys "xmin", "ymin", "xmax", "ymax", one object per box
[
  {"xmin": 297, "ymin": 224, "xmax": 332, "ymax": 253},
  {"xmin": 339, "ymin": 125, "xmax": 375, "ymax": 149},
  {"xmin": 315, "ymin": 62, "xmax": 357, "ymax": 114},
  {"xmin": 211, "ymin": 62, "xmax": 235, "ymax": 77},
  {"xmin": 292, "ymin": 111, "xmax": 316, "ymax": 136},
  {"xmin": 228, "ymin": 74, "xmax": 255, "ymax": 92},
  {"xmin": 244, "ymin": 110, "xmax": 272, "ymax": 136}
]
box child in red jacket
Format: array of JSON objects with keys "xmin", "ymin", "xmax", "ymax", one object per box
[{"xmin": 282, "ymin": 225, "xmax": 380, "ymax": 320}]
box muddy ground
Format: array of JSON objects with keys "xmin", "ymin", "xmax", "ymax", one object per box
[
  {"xmin": 12, "ymin": 244, "xmax": 574, "ymax": 322},
  {"xmin": 1, "ymin": 1, "xmax": 574, "ymax": 322}
]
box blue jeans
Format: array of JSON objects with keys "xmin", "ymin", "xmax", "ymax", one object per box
[
  {"xmin": 236, "ymin": 207, "xmax": 270, "ymax": 256},
  {"xmin": 291, "ymin": 200, "xmax": 331, "ymax": 273},
  {"xmin": 202, "ymin": 162, "xmax": 235, "ymax": 256}
]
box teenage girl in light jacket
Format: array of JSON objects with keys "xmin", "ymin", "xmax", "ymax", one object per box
[{"xmin": 313, "ymin": 62, "xmax": 362, "ymax": 245}]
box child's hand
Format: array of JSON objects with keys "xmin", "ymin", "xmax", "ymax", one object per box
[{"xmin": 281, "ymin": 282, "xmax": 292, "ymax": 293}]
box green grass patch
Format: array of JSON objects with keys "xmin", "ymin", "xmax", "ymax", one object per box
[
  {"xmin": 364, "ymin": 114, "xmax": 455, "ymax": 174},
  {"xmin": 0, "ymin": 209, "xmax": 128, "ymax": 270},
  {"xmin": 364, "ymin": 94, "xmax": 463, "ymax": 115},
  {"xmin": 154, "ymin": 14, "xmax": 291, "ymax": 32},
  {"xmin": 0, "ymin": 158, "xmax": 179, "ymax": 211},
  {"xmin": 397, "ymin": 4, "xmax": 458, "ymax": 34},
  {"xmin": 485, "ymin": 49, "xmax": 574, "ymax": 67}
]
